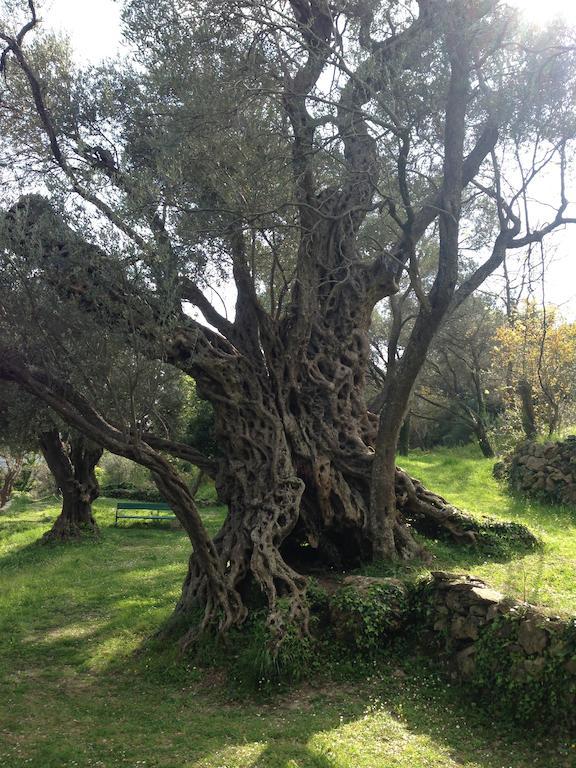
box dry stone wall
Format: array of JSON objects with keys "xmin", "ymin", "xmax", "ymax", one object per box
[
  {"xmin": 332, "ymin": 572, "xmax": 576, "ymax": 727},
  {"xmin": 496, "ymin": 436, "xmax": 576, "ymax": 506},
  {"xmin": 417, "ymin": 572, "xmax": 576, "ymax": 727},
  {"xmin": 421, "ymin": 571, "xmax": 569, "ymax": 670}
]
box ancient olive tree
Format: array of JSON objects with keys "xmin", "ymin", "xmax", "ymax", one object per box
[{"xmin": 1, "ymin": 0, "xmax": 576, "ymax": 640}]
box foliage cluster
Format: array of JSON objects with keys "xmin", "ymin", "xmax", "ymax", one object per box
[
  {"xmin": 96, "ymin": 449, "xmax": 217, "ymax": 503},
  {"xmin": 493, "ymin": 302, "xmax": 576, "ymax": 438},
  {"xmin": 231, "ymin": 605, "xmax": 319, "ymax": 692},
  {"xmin": 466, "ymin": 518, "xmax": 540, "ymax": 559},
  {"xmin": 382, "ymin": 297, "xmax": 576, "ymax": 455},
  {"xmin": 96, "ymin": 451, "xmax": 156, "ymax": 495},
  {"xmin": 328, "ymin": 583, "xmax": 409, "ymax": 655}
]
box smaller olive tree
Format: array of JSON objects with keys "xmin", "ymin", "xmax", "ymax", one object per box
[
  {"xmin": 0, "ymin": 229, "xmax": 206, "ymax": 540},
  {"xmin": 0, "ymin": 380, "xmax": 104, "ymax": 537},
  {"xmin": 415, "ymin": 297, "xmax": 505, "ymax": 458}
]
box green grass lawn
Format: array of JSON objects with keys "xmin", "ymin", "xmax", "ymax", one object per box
[
  {"xmin": 399, "ymin": 446, "xmax": 576, "ymax": 615},
  {"xmin": 1, "ymin": 450, "xmax": 575, "ymax": 768}
]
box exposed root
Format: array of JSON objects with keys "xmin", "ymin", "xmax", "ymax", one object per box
[
  {"xmin": 248, "ymin": 478, "xmax": 310, "ymax": 640},
  {"xmin": 392, "ymin": 519, "xmax": 430, "ymax": 562},
  {"xmin": 176, "ymin": 553, "xmax": 247, "ymax": 652},
  {"xmin": 172, "ymin": 455, "xmax": 537, "ymax": 653},
  {"xmin": 175, "ymin": 477, "xmax": 310, "ymax": 651},
  {"xmin": 395, "ymin": 468, "xmax": 479, "ymax": 544},
  {"xmin": 394, "ymin": 468, "xmax": 537, "ymax": 552}
]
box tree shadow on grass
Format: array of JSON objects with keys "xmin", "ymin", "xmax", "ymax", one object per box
[
  {"xmin": 361, "ymin": 532, "xmax": 541, "ymax": 585},
  {"xmin": 3, "ymin": 658, "xmax": 565, "ymax": 768},
  {"xmin": 110, "ymin": 505, "xmax": 226, "ymax": 538},
  {"xmin": 184, "ymin": 665, "xmax": 568, "ymax": 768},
  {"xmin": 0, "ymin": 512, "xmax": 190, "ymax": 573},
  {"xmin": 423, "ymin": 529, "xmax": 542, "ymax": 569},
  {"xmin": 503, "ymin": 496, "xmax": 576, "ymax": 549},
  {"xmin": 0, "ymin": 528, "xmax": 103, "ymax": 572},
  {"xmin": 0, "ymin": 513, "xmax": 570, "ymax": 767}
]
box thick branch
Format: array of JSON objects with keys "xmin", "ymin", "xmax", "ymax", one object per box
[
  {"xmin": 141, "ymin": 433, "xmax": 217, "ymax": 477},
  {"xmin": 3, "ymin": 195, "xmax": 242, "ymax": 380},
  {"xmin": 366, "ymin": 122, "xmax": 500, "ymax": 302}
]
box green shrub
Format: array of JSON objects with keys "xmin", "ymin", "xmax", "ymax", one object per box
[
  {"xmin": 233, "ymin": 611, "xmax": 317, "ymax": 691},
  {"xmin": 101, "ymin": 486, "xmax": 165, "ymax": 502},
  {"xmin": 29, "ymin": 457, "xmax": 58, "ymax": 499},
  {"xmin": 187, "ymin": 601, "xmax": 319, "ymax": 693},
  {"xmin": 329, "ymin": 582, "xmax": 408, "ymax": 655},
  {"xmin": 472, "ymin": 518, "xmax": 540, "ymax": 558},
  {"xmin": 98, "ymin": 452, "xmax": 155, "ymax": 493},
  {"xmin": 306, "ymin": 578, "xmax": 330, "ymax": 613}
]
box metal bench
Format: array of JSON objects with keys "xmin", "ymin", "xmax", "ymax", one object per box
[{"xmin": 114, "ymin": 501, "xmax": 175, "ymax": 525}]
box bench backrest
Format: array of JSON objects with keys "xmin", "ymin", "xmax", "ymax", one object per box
[{"xmin": 116, "ymin": 502, "xmax": 173, "ymax": 511}]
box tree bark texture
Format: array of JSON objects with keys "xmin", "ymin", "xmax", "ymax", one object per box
[
  {"xmin": 171, "ymin": 267, "xmax": 486, "ymax": 638},
  {"xmin": 517, "ymin": 378, "xmax": 538, "ymax": 439}
]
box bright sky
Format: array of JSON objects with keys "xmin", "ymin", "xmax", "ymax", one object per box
[
  {"xmin": 35, "ymin": 0, "xmax": 576, "ymax": 319},
  {"xmin": 39, "ymin": 0, "xmax": 576, "ymax": 60},
  {"xmin": 42, "ymin": 0, "xmax": 122, "ymax": 61},
  {"xmin": 516, "ymin": 0, "xmax": 576, "ymax": 23}
]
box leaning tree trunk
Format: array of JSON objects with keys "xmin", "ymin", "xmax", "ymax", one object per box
[
  {"xmin": 38, "ymin": 430, "xmax": 103, "ymax": 541},
  {"xmin": 517, "ymin": 378, "xmax": 538, "ymax": 439},
  {"xmin": 474, "ymin": 420, "xmax": 495, "ymax": 459}
]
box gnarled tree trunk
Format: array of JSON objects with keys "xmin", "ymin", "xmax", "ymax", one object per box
[
  {"xmin": 171, "ymin": 267, "xmax": 482, "ymax": 640},
  {"xmin": 39, "ymin": 430, "xmax": 103, "ymax": 541}
]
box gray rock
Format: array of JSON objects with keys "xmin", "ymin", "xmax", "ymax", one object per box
[
  {"xmin": 455, "ymin": 645, "xmax": 476, "ymax": 678},
  {"xmin": 517, "ymin": 619, "xmax": 549, "ymax": 655},
  {"xmin": 469, "ymin": 586, "xmax": 504, "ymax": 604},
  {"xmin": 451, "ymin": 615, "xmax": 481, "ymax": 640}
]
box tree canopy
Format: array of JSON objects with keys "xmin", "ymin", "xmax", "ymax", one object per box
[{"xmin": 1, "ymin": 0, "xmax": 576, "ymax": 640}]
